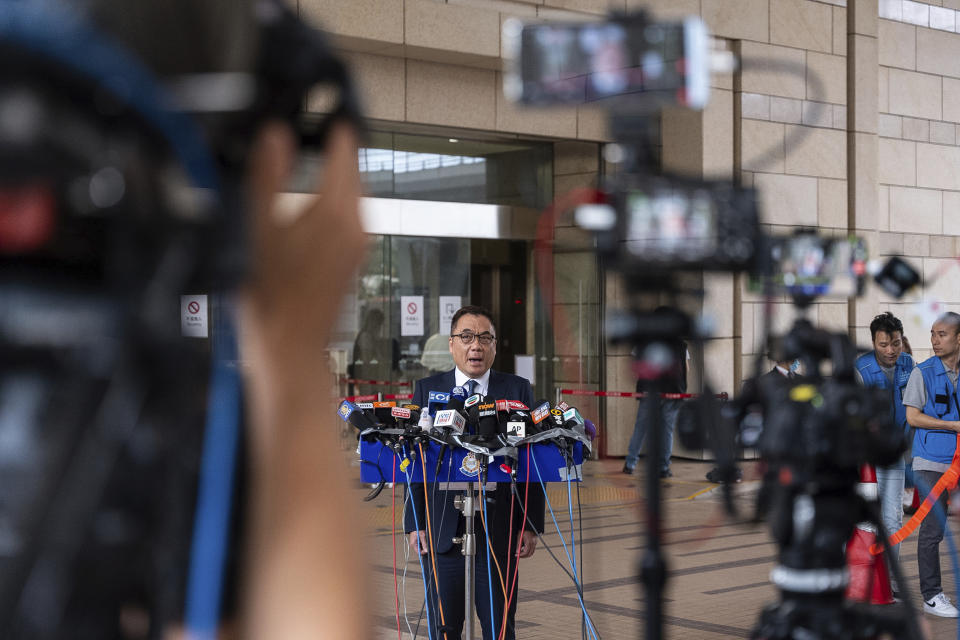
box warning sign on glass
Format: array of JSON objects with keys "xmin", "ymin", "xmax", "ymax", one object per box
[
  {"xmin": 400, "ymin": 295, "xmax": 424, "ymax": 336},
  {"xmin": 181, "ymin": 294, "xmax": 208, "ymax": 338}
]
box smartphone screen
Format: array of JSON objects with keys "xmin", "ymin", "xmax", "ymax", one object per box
[{"xmin": 503, "ymin": 14, "xmax": 709, "ymax": 110}]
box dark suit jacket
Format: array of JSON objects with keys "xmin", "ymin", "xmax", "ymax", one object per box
[{"xmin": 403, "ymin": 369, "xmax": 546, "ymax": 554}]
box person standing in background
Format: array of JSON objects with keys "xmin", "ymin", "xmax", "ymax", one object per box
[{"xmin": 853, "ymin": 312, "xmax": 915, "ymax": 598}]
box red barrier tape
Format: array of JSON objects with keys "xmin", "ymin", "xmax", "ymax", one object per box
[
  {"xmin": 342, "ymin": 393, "xmax": 414, "ymax": 403},
  {"xmin": 340, "ymin": 377, "xmax": 412, "ymax": 387},
  {"xmin": 559, "ymin": 389, "xmax": 728, "ymax": 400}
]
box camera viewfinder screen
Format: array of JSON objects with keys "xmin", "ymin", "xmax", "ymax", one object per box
[
  {"xmin": 771, "ymin": 236, "xmax": 867, "ymax": 298},
  {"xmin": 518, "ymin": 19, "xmax": 688, "ymax": 104},
  {"xmin": 623, "ymin": 188, "xmax": 717, "ymax": 260}
]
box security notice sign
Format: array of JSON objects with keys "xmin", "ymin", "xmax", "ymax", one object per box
[
  {"xmin": 181, "ymin": 294, "xmax": 208, "ymax": 338},
  {"xmin": 439, "ymin": 295, "xmax": 461, "ymax": 334},
  {"xmin": 401, "ymin": 295, "xmax": 424, "ymax": 336}
]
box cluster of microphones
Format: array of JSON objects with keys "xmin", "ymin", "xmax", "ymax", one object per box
[{"xmin": 337, "ymin": 385, "xmax": 597, "ymax": 455}]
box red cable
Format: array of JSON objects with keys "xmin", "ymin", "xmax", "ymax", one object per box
[
  {"xmin": 498, "ymin": 467, "xmax": 517, "ymax": 640},
  {"xmin": 393, "ymin": 458, "xmax": 401, "ymax": 640},
  {"xmin": 500, "ymin": 444, "xmax": 533, "ymax": 640}
]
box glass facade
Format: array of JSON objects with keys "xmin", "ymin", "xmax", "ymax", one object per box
[
  {"xmin": 323, "ymin": 129, "xmax": 563, "ymax": 403},
  {"xmin": 295, "ymin": 131, "xmax": 553, "ymax": 209},
  {"xmin": 331, "ymin": 235, "xmax": 472, "ymax": 398}
]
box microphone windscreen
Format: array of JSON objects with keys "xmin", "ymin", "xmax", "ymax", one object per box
[{"xmin": 584, "ymin": 418, "xmax": 597, "ymax": 440}]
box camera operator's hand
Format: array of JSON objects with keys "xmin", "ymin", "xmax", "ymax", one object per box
[{"xmin": 239, "ymin": 120, "xmax": 370, "ymax": 640}]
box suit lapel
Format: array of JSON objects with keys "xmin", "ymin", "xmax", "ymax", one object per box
[{"xmin": 486, "ymin": 370, "xmax": 503, "ymax": 399}]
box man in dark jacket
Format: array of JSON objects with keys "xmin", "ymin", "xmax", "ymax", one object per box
[{"xmin": 404, "ymin": 305, "xmax": 545, "ymax": 640}]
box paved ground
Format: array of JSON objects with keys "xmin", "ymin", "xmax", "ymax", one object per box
[{"xmin": 350, "ymin": 452, "xmax": 959, "ymax": 639}]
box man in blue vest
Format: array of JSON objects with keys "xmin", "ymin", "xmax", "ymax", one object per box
[
  {"xmin": 903, "ymin": 311, "xmax": 960, "ymax": 617},
  {"xmin": 854, "ymin": 312, "xmax": 914, "ymax": 597}
]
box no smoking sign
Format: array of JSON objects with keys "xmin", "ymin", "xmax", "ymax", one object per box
[
  {"xmin": 400, "ymin": 295, "xmax": 424, "ymax": 337},
  {"xmin": 181, "ymin": 295, "xmax": 208, "ymax": 338}
]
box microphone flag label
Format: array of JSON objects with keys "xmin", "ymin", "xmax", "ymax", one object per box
[
  {"xmin": 506, "ymin": 400, "xmax": 529, "ymax": 411},
  {"xmin": 532, "ymin": 404, "xmax": 550, "ymax": 424},
  {"xmin": 391, "ymin": 407, "xmax": 412, "ymax": 420},
  {"xmin": 357, "ymin": 402, "xmax": 375, "ymax": 410},
  {"xmin": 434, "ymin": 409, "xmax": 466, "ymax": 434},
  {"xmin": 506, "ymin": 421, "xmax": 526, "ymax": 438},
  {"xmin": 338, "ymin": 401, "xmax": 353, "ymax": 421},
  {"xmin": 373, "ymin": 401, "xmax": 397, "ymax": 408},
  {"xmin": 428, "ymin": 391, "xmax": 450, "ymax": 404}
]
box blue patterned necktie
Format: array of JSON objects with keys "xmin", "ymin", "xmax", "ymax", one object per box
[{"xmin": 465, "ymin": 379, "xmax": 479, "ymax": 396}]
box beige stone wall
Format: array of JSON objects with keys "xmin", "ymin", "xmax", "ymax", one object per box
[
  {"xmin": 304, "ymin": 0, "xmax": 960, "ymax": 457},
  {"xmin": 876, "ymin": 8, "xmax": 960, "ymax": 364}
]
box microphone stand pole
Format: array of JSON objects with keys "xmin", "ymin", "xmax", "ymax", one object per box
[
  {"xmin": 454, "ymin": 481, "xmax": 477, "ymax": 640},
  {"xmin": 640, "ymin": 375, "xmax": 665, "ymax": 640}
]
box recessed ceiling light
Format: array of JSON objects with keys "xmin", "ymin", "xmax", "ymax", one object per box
[{"xmin": 448, "ymin": 138, "xmax": 459, "ymax": 143}]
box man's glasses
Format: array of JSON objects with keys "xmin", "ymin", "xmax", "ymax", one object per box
[{"xmin": 451, "ymin": 331, "xmax": 496, "ymax": 346}]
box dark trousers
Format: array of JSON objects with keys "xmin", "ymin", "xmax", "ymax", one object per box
[
  {"xmin": 915, "ymin": 470, "xmax": 950, "ymax": 601},
  {"xmin": 426, "ymin": 533, "xmax": 519, "ymax": 640}
]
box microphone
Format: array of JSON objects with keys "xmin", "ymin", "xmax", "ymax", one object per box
[
  {"xmin": 530, "ymin": 399, "xmax": 552, "ymax": 434},
  {"xmin": 505, "ymin": 410, "xmax": 533, "ymax": 441},
  {"xmin": 562, "ymin": 406, "xmax": 585, "ymax": 431},
  {"xmin": 427, "ymin": 390, "xmax": 450, "ymax": 417},
  {"xmin": 434, "ymin": 386, "xmax": 468, "ymax": 474},
  {"xmin": 337, "ymin": 400, "xmax": 378, "ymax": 431},
  {"xmin": 549, "ymin": 407, "xmax": 565, "ymax": 429},
  {"xmin": 495, "ymin": 399, "xmax": 528, "ymax": 423},
  {"xmin": 391, "ymin": 405, "xmax": 417, "ymax": 432},
  {"xmin": 372, "ymin": 400, "xmax": 397, "ymax": 425},
  {"xmin": 401, "ymin": 404, "xmax": 422, "ymax": 427},
  {"xmin": 433, "ymin": 408, "xmax": 466, "ymax": 434},
  {"xmin": 475, "ymin": 397, "xmax": 498, "ymax": 439},
  {"xmin": 583, "ymin": 418, "xmax": 597, "ymax": 441}
]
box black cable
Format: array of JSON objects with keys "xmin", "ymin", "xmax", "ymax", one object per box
[
  {"xmin": 360, "ymin": 446, "xmax": 386, "ymax": 502},
  {"xmin": 359, "ymin": 460, "xmax": 385, "ymax": 502}
]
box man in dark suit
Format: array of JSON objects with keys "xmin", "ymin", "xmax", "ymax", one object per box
[
  {"xmin": 704, "ymin": 356, "xmax": 797, "ymax": 483},
  {"xmin": 405, "ymin": 305, "xmax": 545, "ymax": 640}
]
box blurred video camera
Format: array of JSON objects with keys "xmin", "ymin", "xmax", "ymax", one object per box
[
  {"xmin": 505, "ymin": 11, "xmax": 764, "ymax": 279},
  {"xmin": 0, "ymin": 0, "xmax": 359, "ymax": 362}
]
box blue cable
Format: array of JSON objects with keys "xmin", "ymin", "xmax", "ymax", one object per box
[
  {"xmin": 530, "ymin": 452, "xmax": 600, "ymax": 640},
  {"xmin": 401, "ymin": 445, "xmax": 435, "ymax": 640},
  {"xmin": 914, "ymin": 476, "xmax": 960, "ymax": 640},
  {"xmin": 479, "ymin": 480, "xmax": 498, "ymax": 640},
  {"xmin": 565, "ymin": 460, "xmax": 579, "ymax": 581},
  {"xmin": 184, "ymin": 297, "xmax": 241, "ymax": 639}
]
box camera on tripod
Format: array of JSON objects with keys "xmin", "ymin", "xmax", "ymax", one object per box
[{"xmin": 506, "ymin": 10, "xmax": 926, "ymax": 639}]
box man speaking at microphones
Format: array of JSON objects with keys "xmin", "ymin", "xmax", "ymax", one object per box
[{"xmin": 405, "ymin": 305, "xmax": 545, "ymax": 640}]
